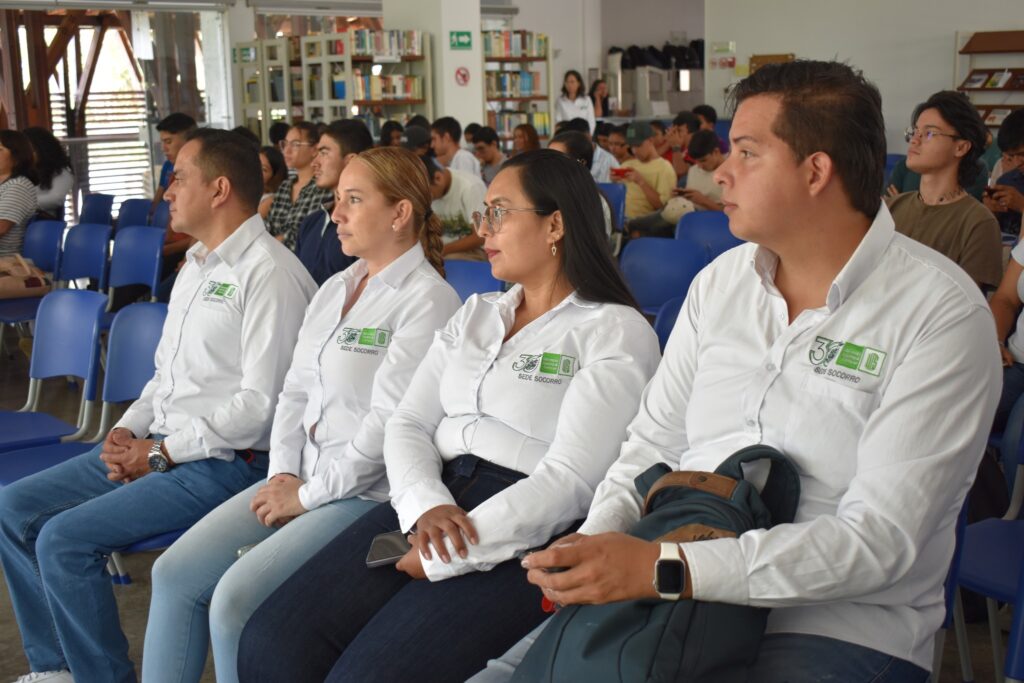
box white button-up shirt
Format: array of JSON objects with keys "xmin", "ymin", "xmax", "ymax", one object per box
[
  {"xmin": 116, "ymin": 215, "xmax": 317, "ymax": 462},
  {"xmin": 266, "ymin": 245, "xmax": 461, "ymax": 510},
  {"xmin": 591, "ymin": 144, "xmax": 619, "ymax": 184},
  {"xmin": 385, "ymin": 286, "xmax": 661, "ymax": 581},
  {"xmin": 580, "ymin": 205, "xmax": 1001, "ymax": 669}
]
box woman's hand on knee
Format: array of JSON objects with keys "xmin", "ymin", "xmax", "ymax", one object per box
[{"xmin": 412, "ymin": 505, "xmax": 477, "ymax": 563}]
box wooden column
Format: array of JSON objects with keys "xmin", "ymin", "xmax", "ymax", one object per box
[
  {"xmin": 24, "ymin": 11, "xmax": 51, "ymax": 129},
  {"xmin": 0, "ymin": 10, "xmax": 26, "ymax": 129}
]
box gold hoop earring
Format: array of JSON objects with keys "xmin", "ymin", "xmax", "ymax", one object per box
[{"xmin": 551, "ymin": 244, "xmax": 557, "ymax": 257}]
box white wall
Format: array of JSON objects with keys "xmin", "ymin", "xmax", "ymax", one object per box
[
  {"xmin": 601, "ymin": 0, "xmax": 704, "ymax": 55},
  {"xmin": 705, "ymin": 0, "xmax": 1024, "ymax": 151},
  {"xmin": 510, "ymin": 0, "xmax": 603, "ymax": 88}
]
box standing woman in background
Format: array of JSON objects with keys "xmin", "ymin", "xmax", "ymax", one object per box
[
  {"xmin": 589, "ymin": 79, "xmax": 610, "ymax": 120},
  {"xmin": 555, "ymin": 70, "xmax": 596, "ymax": 135},
  {"xmin": 24, "ymin": 127, "xmax": 72, "ymax": 221},
  {"xmin": 0, "ymin": 131, "xmax": 38, "ymax": 257}
]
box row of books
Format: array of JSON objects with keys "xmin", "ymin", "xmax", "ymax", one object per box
[
  {"xmin": 352, "ymin": 71, "xmax": 423, "ymax": 102},
  {"xmin": 351, "ymin": 30, "xmax": 423, "ymax": 58},
  {"xmin": 305, "ymin": 39, "xmax": 346, "ymax": 59},
  {"xmin": 961, "ymin": 69, "xmax": 1024, "ymax": 90},
  {"xmin": 978, "ymin": 106, "xmax": 1020, "ymax": 126},
  {"xmin": 487, "ymin": 110, "xmax": 552, "ymax": 138},
  {"xmin": 485, "ymin": 71, "xmax": 545, "ymax": 99},
  {"xmin": 482, "ymin": 30, "xmax": 548, "ymax": 59}
]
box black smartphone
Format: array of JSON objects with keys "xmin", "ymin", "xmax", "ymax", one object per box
[
  {"xmin": 366, "ymin": 530, "xmax": 413, "ymax": 568},
  {"xmin": 515, "ymin": 548, "xmax": 568, "ymax": 573}
]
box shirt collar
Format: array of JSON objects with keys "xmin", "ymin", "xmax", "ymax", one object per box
[
  {"xmin": 749, "ymin": 203, "xmax": 895, "ymax": 312},
  {"xmin": 492, "ymin": 284, "xmax": 598, "ymax": 326},
  {"xmin": 186, "ymin": 214, "xmax": 265, "ymax": 270},
  {"xmin": 343, "ymin": 243, "xmax": 427, "ymax": 291}
]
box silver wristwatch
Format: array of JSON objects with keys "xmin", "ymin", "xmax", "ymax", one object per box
[{"xmin": 148, "ymin": 440, "xmax": 171, "ymax": 473}]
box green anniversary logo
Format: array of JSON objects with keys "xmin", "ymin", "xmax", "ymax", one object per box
[
  {"xmin": 337, "ymin": 327, "xmax": 392, "ymax": 350},
  {"xmin": 202, "ymin": 281, "xmax": 237, "ymax": 300},
  {"xmin": 513, "ymin": 352, "xmax": 576, "ymax": 385},
  {"xmin": 809, "ymin": 336, "xmax": 886, "ymax": 383}
]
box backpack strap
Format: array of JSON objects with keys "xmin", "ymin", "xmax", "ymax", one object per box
[
  {"xmin": 641, "ymin": 471, "xmax": 739, "ymax": 515},
  {"xmin": 714, "ymin": 445, "xmax": 801, "ymax": 525}
]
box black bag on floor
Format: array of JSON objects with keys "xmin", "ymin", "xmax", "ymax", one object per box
[{"xmin": 511, "ymin": 445, "xmax": 801, "ymax": 683}]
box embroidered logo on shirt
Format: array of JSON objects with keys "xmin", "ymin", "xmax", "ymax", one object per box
[
  {"xmin": 336, "ymin": 327, "xmax": 391, "ymax": 356},
  {"xmin": 809, "ymin": 336, "xmax": 887, "ymax": 383},
  {"xmin": 201, "ymin": 281, "xmax": 238, "ymax": 303},
  {"xmin": 513, "ymin": 352, "xmax": 576, "ymax": 384}
]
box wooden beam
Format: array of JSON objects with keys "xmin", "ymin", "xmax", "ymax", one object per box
[
  {"xmin": 45, "ymin": 11, "xmax": 85, "ymax": 82},
  {"xmin": 74, "ymin": 18, "xmax": 110, "ymax": 135},
  {"xmin": 0, "ymin": 10, "xmax": 26, "ymax": 129},
  {"xmin": 24, "ymin": 11, "xmax": 51, "ymax": 129},
  {"xmin": 116, "ymin": 28, "xmax": 144, "ymax": 86}
]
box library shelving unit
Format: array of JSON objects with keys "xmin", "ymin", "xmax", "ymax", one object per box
[
  {"xmin": 956, "ymin": 30, "xmax": 1024, "ymax": 130},
  {"xmin": 301, "ymin": 33, "xmax": 353, "ymax": 123},
  {"xmin": 232, "ymin": 38, "xmax": 302, "ymax": 142},
  {"xmin": 233, "ymin": 41, "xmax": 269, "ymax": 142},
  {"xmin": 481, "ymin": 30, "xmax": 553, "ymax": 152},
  {"xmin": 350, "ymin": 30, "xmax": 433, "ymax": 123}
]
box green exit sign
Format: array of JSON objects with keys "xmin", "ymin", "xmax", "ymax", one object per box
[{"xmin": 450, "ymin": 31, "xmax": 472, "ymax": 50}]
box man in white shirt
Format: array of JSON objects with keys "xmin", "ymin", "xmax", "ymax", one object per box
[
  {"xmin": 524, "ymin": 60, "xmax": 1001, "ymax": 681},
  {"xmin": 559, "ymin": 117, "xmax": 619, "ymax": 184},
  {"xmin": 431, "ymin": 116, "xmax": 481, "ymax": 177},
  {"xmin": 422, "ymin": 155, "xmax": 488, "ymax": 261},
  {"xmin": 0, "ymin": 128, "xmax": 317, "ymax": 683}
]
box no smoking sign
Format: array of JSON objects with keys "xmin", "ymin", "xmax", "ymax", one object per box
[{"xmin": 455, "ymin": 67, "xmax": 470, "ymax": 86}]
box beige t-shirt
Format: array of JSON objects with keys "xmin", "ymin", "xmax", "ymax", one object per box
[
  {"xmin": 887, "ymin": 191, "xmax": 1002, "ymax": 289},
  {"xmin": 623, "ymin": 157, "xmax": 676, "ymax": 218}
]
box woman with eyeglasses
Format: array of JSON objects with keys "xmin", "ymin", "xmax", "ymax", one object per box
[{"xmin": 236, "ymin": 149, "xmax": 661, "ymax": 682}]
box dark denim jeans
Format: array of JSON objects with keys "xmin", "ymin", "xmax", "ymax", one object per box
[
  {"xmin": 748, "ymin": 633, "xmax": 929, "ymax": 682},
  {"xmin": 994, "ymin": 361, "xmax": 1024, "ymax": 433},
  {"xmin": 237, "ymin": 454, "xmax": 563, "ymax": 683}
]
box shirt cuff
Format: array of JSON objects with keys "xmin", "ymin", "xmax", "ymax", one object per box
[
  {"xmin": 578, "ymin": 511, "xmax": 635, "ymax": 536},
  {"xmin": 162, "ymin": 429, "xmax": 203, "ymax": 464},
  {"xmin": 682, "ymin": 537, "xmax": 750, "ymax": 604},
  {"xmin": 391, "ymin": 479, "xmax": 459, "ymax": 533},
  {"xmin": 298, "ymin": 477, "xmax": 330, "ymax": 511},
  {"xmin": 113, "ymin": 413, "xmax": 151, "ymax": 441}
]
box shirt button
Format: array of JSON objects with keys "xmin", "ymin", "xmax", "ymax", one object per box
[
  {"xmin": 765, "ymin": 363, "xmax": 776, "ymax": 372},
  {"xmin": 746, "ymin": 418, "xmax": 756, "ymax": 427}
]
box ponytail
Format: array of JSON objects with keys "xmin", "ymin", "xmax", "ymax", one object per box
[{"xmin": 420, "ymin": 211, "xmax": 445, "ymax": 277}]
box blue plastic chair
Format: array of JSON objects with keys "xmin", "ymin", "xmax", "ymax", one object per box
[
  {"xmin": 101, "ymin": 227, "xmax": 165, "ymax": 328},
  {"xmin": 955, "ymin": 394, "xmax": 1024, "ymax": 681},
  {"xmin": 115, "ymin": 198, "xmax": 152, "ymax": 232},
  {"xmin": 0, "ymin": 220, "xmax": 66, "ymax": 337},
  {"xmin": 0, "ymin": 303, "xmax": 167, "ymax": 485},
  {"xmin": 653, "ymin": 296, "xmax": 685, "ymax": 352},
  {"xmin": 79, "ymin": 193, "xmax": 114, "ymax": 225},
  {"xmin": 597, "ymin": 182, "xmax": 626, "ymax": 233},
  {"xmin": 620, "ymin": 238, "xmax": 706, "ymax": 316},
  {"xmin": 444, "ymin": 260, "xmax": 502, "ymax": 303},
  {"xmin": 59, "ymin": 222, "xmax": 112, "ymax": 290},
  {"xmin": 674, "ymin": 211, "xmax": 743, "ymax": 264},
  {"xmin": 151, "ymin": 201, "xmax": 170, "ymax": 230},
  {"xmin": 0, "ymin": 290, "xmax": 106, "ymax": 453}
]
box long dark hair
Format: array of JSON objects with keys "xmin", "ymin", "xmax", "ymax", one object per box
[
  {"xmin": 23, "ymin": 127, "xmax": 71, "ymax": 190},
  {"xmin": 0, "ymin": 130, "xmax": 39, "ymax": 184},
  {"xmin": 501, "ymin": 149, "xmax": 639, "ymax": 310},
  {"xmin": 561, "ymin": 69, "xmax": 584, "ymax": 99},
  {"xmin": 259, "ymin": 145, "xmax": 287, "ymax": 193}
]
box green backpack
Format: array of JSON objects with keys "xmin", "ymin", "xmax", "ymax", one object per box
[{"xmin": 511, "ymin": 445, "xmax": 801, "ymax": 683}]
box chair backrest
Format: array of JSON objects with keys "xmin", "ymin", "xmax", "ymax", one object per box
[
  {"xmin": 597, "ymin": 182, "xmax": 626, "ymax": 232},
  {"xmin": 58, "ymin": 223, "xmax": 112, "ymax": 289},
  {"xmin": 116, "ymin": 198, "xmax": 152, "ymax": 232},
  {"xmin": 104, "ymin": 302, "xmax": 167, "ymax": 403},
  {"xmin": 675, "ymin": 211, "xmax": 743, "ymax": 263},
  {"xmin": 1001, "ymin": 393, "xmax": 1024, "ymax": 517},
  {"xmin": 29, "ymin": 290, "xmax": 107, "ymax": 399},
  {"xmin": 620, "ymin": 237, "xmax": 706, "ymax": 315},
  {"xmin": 151, "ymin": 201, "xmax": 171, "ymax": 230},
  {"xmin": 443, "ymin": 260, "xmax": 502, "ymax": 303},
  {"xmin": 653, "ymin": 295, "xmax": 685, "ymax": 352},
  {"xmin": 79, "ymin": 193, "xmax": 114, "ymax": 225},
  {"xmin": 108, "ymin": 226, "xmax": 165, "ymax": 293},
  {"xmin": 21, "ymin": 219, "xmax": 66, "ymax": 272}
]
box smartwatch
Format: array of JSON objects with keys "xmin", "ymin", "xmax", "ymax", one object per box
[
  {"xmin": 653, "ymin": 542, "xmax": 686, "ymax": 600},
  {"xmin": 148, "ymin": 439, "xmax": 171, "ymax": 473}
]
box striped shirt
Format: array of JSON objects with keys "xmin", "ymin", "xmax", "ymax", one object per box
[
  {"xmin": 0, "ymin": 176, "xmax": 39, "ymax": 256},
  {"xmin": 265, "ymin": 176, "xmax": 330, "ymax": 250}
]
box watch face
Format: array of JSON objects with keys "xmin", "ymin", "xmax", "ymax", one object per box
[
  {"xmin": 656, "ymin": 559, "xmax": 685, "ymax": 595},
  {"xmin": 148, "ymin": 452, "xmax": 167, "ymax": 473}
]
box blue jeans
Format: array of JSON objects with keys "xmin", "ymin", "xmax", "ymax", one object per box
[
  {"xmin": 469, "ymin": 628, "xmax": 929, "ymax": 682},
  {"xmin": 0, "ymin": 443, "xmax": 265, "ymax": 683},
  {"xmin": 238, "ymin": 454, "xmax": 563, "ymax": 683},
  {"xmin": 994, "ymin": 361, "xmax": 1024, "ymax": 433},
  {"xmin": 142, "ymin": 481, "xmax": 377, "ymax": 683}
]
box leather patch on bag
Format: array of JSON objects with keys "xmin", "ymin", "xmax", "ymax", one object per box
[
  {"xmin": 657, "ymin": 523, "xmax": 737, "ymax": 543},
  {"xmin": 643, "ymin": 471, "xmax": 739, "ymax": 514}
]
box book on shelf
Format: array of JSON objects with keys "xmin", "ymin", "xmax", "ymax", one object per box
[
  {"xmin": 986, "ymin": 108, "xmax": 1013, "ymax": 126},
  {"xmin": 486, "ymin": 110, "xmax": 551, "ymax": 138},
  {"xmin": 352, "ymin": 69, "xmax": 422, "ymax": 101},
  {"xmin": 486, "ymin": 70, "xmax": 543, "ymax": 98},
  {"xmin": 1011, "ymin": 73, "xmax": 1024, "ymax": 90},
  {"xmin": 985, "ymin": 70, "xmax": 1013, "ymax": 89},
  {"xmin": 351, "ymin": 30, "xmax": 422, "ymax": 58},
  {"xmin": 482, "ymin": 30, "xmax": 549, "ymax": 59},
  {"xmin": 963, "ymin": 71, "xmax": 990, "ymax": 89}
]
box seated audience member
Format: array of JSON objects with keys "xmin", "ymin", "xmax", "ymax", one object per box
[
  {"xmin": 464, "ymin": 122, "xmax": 482, "ymax": 149},
  {"xmin": 143, "ymin": 146, "xmax": 462, "ymax": 683},
  {"xmin": 258, "ymin": 145, "xmax": 287, "ymax": 220},
  {"xmin": 0, "ymin": 130, "xmax": 38, "ymax": 257},
  {"xmin": 513, "ymin": 123, "xmax": 541, "ymax": 156},
  {"xmin": 474, "ymin": 126, "xmax": 507, "ymax": 186},
  {"xmin": 607, "ymin": 125, "xmax": 634, "ymax": 164},
  {"xmin": 267, "ymin": 122, "xmax": 332, "ymax": 249},
  {"xmin": 153, "ymin": 113, "xmax": 197, "ymax": 210},
  {"xmin": 236, "ymin": 149, "xmax": 661, "ymax": 683},
  {"xmin": 406, "ymin": 114, "xmax": 431, "ymax": 130},
  {"xmin": 422, "ymin": 156, "xmax": 488, "ymax": 260},
  {"xmin": 981, "ymin": 129, "xmax": 1002, "ymax": 177},
  {"xmin": 991, "ymin": 236, "xmax": 1024, "ymax": 433},
  {"xmin": 693, "ymin": 103, "xmax": 729, "ymax": 153},
  {"xmin": 886, "ymin": 157, "xmax": 989, "ymax": 200},
  {"xmin": 651, "ymin": 120, "xmax": 673, "ymax": 162},
  {"xmin": 669, "ymin": 111, "xmax": 701, "ymax": 179},
  {"xmin": 0, "ymin": 129, "xmax": 317, "ymax": 683},
  {"xmin": 617, "ymin": 122, "xmax": 676, "ymax": 220},
  {"xmin": 590, "ymin": 78, "xmax": 611, "ymax": 120},
  {"xmin": 560, "ymin": 117, "xmax": 618, "ymax": 183},
  {"xmin": 269, "ymin": 120, "xmax": 291, "ymax": 151},
  {"xmin": 400, "ymin": 124, "xmax": 432, "ymax": 158},
  {"xmin": 494, "ymin": 59, "xmax": 999, "ymax": 683},
  {"xmin": 431, "ymin": 116, "xmax": 481, "ymax": 176},
  {"xmin": 294, "ymin": 120, "xmax": 374, "ymax": 285},
  {"xmin": 888, "ymin": 91, "xmax": 1002, "ymax": 291},
  {"xmin": 232, "ymin": 125, "xmax": 261, "ymax": 149},
  {"xmin": 593, "ymin": 121, "xmax": 613, "ymax": 151},
  {"xmin": 379, "ymin": 120, "xmax": 404, "ymax": 147},
  {"xmin": 984, "ymin": 108, "xmax": 1024, "ymax": 238},
  {"xmin": 555, "ymin": 69, "xmax": 596, "ymax": 134},
  {"xmin": 24, "ymin": 127, "xmax": 72, "ymax": 221},
  {"xmin": 549, "ymin": 131, "xmax": 614, "ymax": 238}
]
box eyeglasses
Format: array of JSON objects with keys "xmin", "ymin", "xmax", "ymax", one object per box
[
  {"xmin": 904, "ymin": 126, "xmax": 960, "ymax": 143},
  {"xmin": 471, "ymin": 205, "xmax": 547, "ymax": 235},
  {"xmin": 284, "ymin": 140, "xmax": 314, "ymax": 149}
]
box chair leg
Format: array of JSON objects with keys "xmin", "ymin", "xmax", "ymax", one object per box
[
  {"xmin": 933, "ymin": 628, "xmax": 946, "ymax": 681},
  {"xmin": 108, "ymin": 552, "xmax": 132, "ymax": 585},
  {"xmin": 990, "ymin": 597, "xmax": 1007, "ymax": 683},
  {"xmin": 954, "ymin": 590, "xmax": 975, "ymax": 682}
]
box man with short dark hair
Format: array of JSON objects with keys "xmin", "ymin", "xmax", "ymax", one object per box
[
  {"xmin": 986, "ymin": 108, "xmax": 1024, "ymax": 238},
  {"xmin": 430, "ymin": 116, "xmax": 481, "ymax": 176},
  {"xmin": 472, "ymin": 126, "xmax": 506, "ymax": 186},
  {"xmin": 618, "ymin": 121, "xmax": 675, "ymax": 220},
  {"xmin": 520, "ymin": 60, "xmax": 999, "ymax": 682},
  {"xmin": 154, "ymin": 113, "xmax": 197, "ymax": 207},
  {"xmin": 607, "ymin": 125, "xmax": 634, "ymax": 165},
  {"xmin": 401, "ymin": 124, "xmax": 432, "ymax": 157},
  {"xmin": 0, "ymin": 129, "xmax": 317, "ymax": 683},
  {"xmin": 669, "ymin": 111, "xmax": 701, "ymax": 178},
  {"xmin": 561, "ymin": 117, "xmax": 619, "ymax": 183},
  {"xmin": 266, "ymin": 121, "xmax": 331, "ymax": 249},
  {"xmin": 421, "ymin": 155, "xmax": 487, "ymax": 260},
  {"xmin": 295, "ymin": 120, "xmax": 374, "ymax": 284},
  {"xmin": 888, "ymin": 91, "xmax": 1002, "ymax": 290},
  {"xmin": 693, "ymin": 104, "xmax": 729, "ymax": 153}
]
